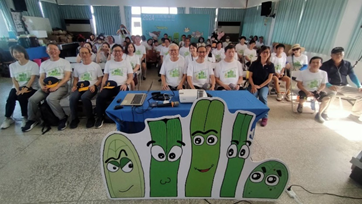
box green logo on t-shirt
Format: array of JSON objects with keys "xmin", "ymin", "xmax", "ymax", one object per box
[
  {"xmin": 170, "ymin": 68, "xmax": 180, "ymax": 77},
  {"xmin": 130, "ymin": 62, "xmax": 135, "ymax": 69},
  {"xmin": 224, "ymin": 69, "xmax": 236, "ymax": 78},
  {"xmin": 16, "ymin": 72, "xmax": 29, "ymax": 82},
  {"xmin": 196, "ymin": 71, "xmax": 207, "ymax": 80},
  {"xmin": 308, "ymin": 80, "xmax": 319, "ymax": 89},
  {"xmin": 249, "ymin": 55, "xmax": 254, "ymax": 60},
  {"xmin": 165, "ymin": 52, "xmax": 169, "ymax": 56},
  {"xmin": 80, "ymin": 72, "xmax": 92, "ymax": 81},
  {"xmin": 216, "ymin": 55, "xmax": 221, "ymax": 61},
  {"xmin": 135, "ymin": 50, "xmax": 141, "ymax": 55},
  {"xmin": 239, "ymin": 50, "xmax": 244, "ymax": 55},
  {"xmin": 48, "ymin": 67, "xmax": 61, "ymax": 77},
  {"xmin": 111, "ymin": 68, "xmax": 124, "ymax": 76},
  {"xmin": 293, "ymin": 61, "xmax": 302, "ymax": 68},
  {"xmin": 275, "ymin": 64, "xmax": 282, "ymax": 71},
  {"xmin": 184, "ymin": 51, "xmax": 190, "ymax": 57}
]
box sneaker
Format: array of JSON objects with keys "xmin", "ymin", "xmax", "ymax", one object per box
[
  {"xmin": 321, "ymin": 113, "xmax": 329, "ymax": 121},
  {"xmin": 276, "ymin": 93, "xmax": 283, "ymax": 101},
  {"xmin": 95, "ymin": 117, "xmax": 104, "ymax": 129},
  {"xmin": 21, "ymin": 118, "xmax": 27, "ymax": 128},
  {"xmin": 315, "ymin": 114, "xmax": 325, "ymax": 123},
  {"xmin": 297, "ymin": 104, "xmax": 303, "ymax": 113},
  {"xmin": 260, "ymin": 118, "xmax": 268, "ymax": 127},
  {"xmin": 270, "ymin": 88, "xmax": 276, "ymax": 95},
  {"xmin": 58, "ymin": 116, "xmax": 68, "ymax": 131},
  {"xmin": 22, "ymin": 120, "xmax": 38, "ymax": 132},
  {"xmin": 285, "ymin": 94, "xmax": 291, "ymax": 102},
  {"xmin": 70, "ymin": 118, "xmax": 80, "ymax": 129},
  {"xmin": 1, "ymin": 118, "xmax": 15, "ymax": 129},
  {"xmin": 86, "ymin": 117, "xmax": 95, "ymax": 128}
]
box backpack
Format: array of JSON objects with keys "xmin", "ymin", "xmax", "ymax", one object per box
[{"xmin": 39, "ymin": 101, "xmax": 59, "ymax": 134}]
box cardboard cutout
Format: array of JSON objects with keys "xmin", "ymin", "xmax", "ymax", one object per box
[{"xmin": 101, "ymin": 98, "xmax": 289, "ymax": 201}]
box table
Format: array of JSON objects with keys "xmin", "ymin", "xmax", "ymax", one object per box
[
  {"xmin": 106, "ymin": 90, "xmax": 269, "ymax": 133},
  {"xmin": 26, "ymin": 46, "xmax": 49, "ymax": 60}
]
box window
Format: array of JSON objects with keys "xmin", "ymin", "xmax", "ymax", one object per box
[
  {"xmin": 90, "ymin": 6, "xmax": 96, "ymax": 34},
  {"xmin": 132, "ymin": 17, "xmax": 142, "ymax": 36},
  {"xmin": 141, "ymin": 7, "xmax": 169, "ymax": 14},
  {"xmin": 0, "ymin": 10, "xmax": 10, "ymax": 36},
  {"xmin": 169, "ymin": 7, "xmax": 177, "ymax": 14},
  {"xmin": 39, "ymin": 1, "xmax": 45, "ymax": 18},
  {"xmin": 132, "ymin": 7, "xmax": 141, "ymax": 15}
]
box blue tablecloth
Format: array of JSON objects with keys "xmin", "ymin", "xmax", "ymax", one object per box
[
  {"xmin": 26, "ymin": 46, "xmax": 49, "ymax": 60},
  {"xmin": 106, "ymin": 90, "xmax": 269, "ymax": 133}
]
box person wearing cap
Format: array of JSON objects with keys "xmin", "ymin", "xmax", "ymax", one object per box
[
  {"xmin": 235, "ymin": 36, "xmax": 248, "ymax": 64},
  {"xmin": 286, "ymin": 44, "xmax": 308, "ymax": 78},
  {"xmin": 69, "ymin": 47, "xmax": 103, "ymax": 129},
  {"xmin": 320, "ymin": 47, "xmax": 362, "ymax": 122},
  {"xmin": 244, "ymin": 40, "xmax": 257, "ymax": 67},
  {"xmin": 187, "ymin": 46, "xmax": 215, "ymax": 90},
  {"xmin": 215, "ymin": 44, "xmax": 243, "ymax": 90},
  {"xmin": 271, "ymin": 44, "xmax": 291, "ymax": 101},
  {"xmin": 222, "ymin": 36, "xmax": 231, "ymax": 48},
  {"xmin": 160, "ymin": 43, "xmax": 186, "ymax": 91},
  {"xmin": 22, "ymin": 43, "xmax": 71, "ymax": 132},
  {"xmin": 1, "ymin": 45, "xmax": 39, "ymax": 129},
  {"xmin": 134, "ymin": 35, "xmax": 147, "ymax": 80},
  {"xmin": 95, "ymin": 44, "xmax": 133, "ymax": 128}
]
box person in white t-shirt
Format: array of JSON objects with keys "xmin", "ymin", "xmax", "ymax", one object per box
[
  {"xmin": 179, "ymin": 38, "xmax": 190, "ymax": 58},
  {"xmin": 286, "ymin": 44, "xmax": 308, "ymax": 78},
  {"xmin": 212, "ymin": 42, "xmax": 225, "ymax": 62},
  {"xmin": 222, "ymin": 36, "xmax": 231, "ymax": 48},
  {"xmin": 69, "ymin": 47, "xmax": 103, "ymax": 129},
  {"xmin": 184, "ymin": 43, "xmax": 198, "ymax": 73},
  {"xmin": 256, "ymin": 36, "xmax": 264, "ymax": 49},
  {"xmin": 76, "ymin": 42, "xmax": 96, "ymax": 63},
  {"xmin": 160, "ymin": 38, "xmax": 171, "ymax": 61},
  {"xmin": 124, "ymin": 43, "xmax": 140, "ymax": 90},
  {"xmin": 215, "ymin": 44, "xmax": 243, "ymax": 91},
  {"xmin": 107, "ymin": 36, "xmax": 115, "ymax": 48},
  {"xmin": 160, "ymin": 44, "xmax": 186, "ymax": 90},
  {"xmin": 23, "ymin": 44, "xmax": 71, "ymax": 132},
  {"xmin": 235, "ymin": 36, "xmax": 247, "ymax": 63},
  {"xmin": 1, "ymin": 45, "xmax": 39, "ymax": 129},
  {"xmin": 116, "ymin": 24, "xmax": 130, "ymax": 45},
  {"xmin": 270, "ymin": 44, "xmax": 291, "ymax": 101},
  {"xmin": 297, "ymin": 57, "xmax": 330, "ymax": 123},
  {"xmin": 206, "ymin": 45, "xmax": 216, "ymax": 64},
  {"xmin": 96, "ymin": 42, "xmax": 111, "ymax": 63},
  {"xmin": 187, "ymin": 46, "xmax": 215, "ymax": 90},
  {"xmin": 179, "ymin": 35, "xmax": 186, "ymax": 47},
  {"xmin": 244, "ymin": 40, "xmax": 257, "ymax": 67},
  {"xmin": 95, "ymin": 45, "xmax": 133, "ymax": 128},
  {"xmin": 134, "ymin": 35, "xmax": 147, "ymax": 80}
]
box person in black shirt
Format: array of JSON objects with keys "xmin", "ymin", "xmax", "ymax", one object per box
[
  {"xmin": 320, "ymin": 47, "xmax": 362, "ymax": 122},
  {"xmin": 248, "ymin": 46, "xmax": 275, "ymax": 127}
]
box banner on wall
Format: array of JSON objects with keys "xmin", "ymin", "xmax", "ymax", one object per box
[
  {"xmin": 101, "ymin": 98, "xmax": 289, "ymax": 201},
  {"xmin": 141, "ymin": 14, "xmax": 210, "ymax": 43}
]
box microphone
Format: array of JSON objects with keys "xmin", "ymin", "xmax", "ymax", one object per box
[{"xmin": 151, "ymin": 101, "xmax": 179, "ymax": 108}]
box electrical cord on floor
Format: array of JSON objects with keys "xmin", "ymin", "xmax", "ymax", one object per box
[
  {"xmin": 204, "ymin": 199, "xmax": 211, "ymax": 204},
  {"xmin": 288, "ymin": 185, "xmax": 362, "ymax": 200}
]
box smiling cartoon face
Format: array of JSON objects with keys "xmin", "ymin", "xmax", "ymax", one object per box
[
  {"xmin": 102, "ymin": 133, "xmax": 144, "ymax": 198},
  {"xmin": 147, "ymin": 118, "xmax": 184, "ymax": 197},
  {"xmin": 243, "ymin": 161, "xmax": 289, "ymax": 199},
  {"xmin": 185, "ymin": 99, "xmax": 225, "ymax": 197}
]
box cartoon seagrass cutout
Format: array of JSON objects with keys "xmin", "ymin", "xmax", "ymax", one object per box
[
  {"xmin": 102, "ymin": 133, "xmax": 145, "ymax": 198},
  {"xmin": 243, "ymin": 160, "xmax": 289, "ymax": 199},
  {"xmin": 220, "ymin": 113, "xmax": 254, "ymax": 197},
  {"xmin": 185, "ymin": 99, "xmax": 225, "ymax": 197},
  {"xmin": 147, "ymin": 118, "xmax": 184, "ymax": 197}
]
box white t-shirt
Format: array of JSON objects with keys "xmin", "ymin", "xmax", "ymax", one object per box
[
  {"xmin": 98, "ymin": 52, "xmax": 110, "ymax": 63},
  {"xmin": 207, "ymin": 53, "xmax": 216, "ymax": 63},
  {"xmin": 73, "ymin": 62, "xmax": 103, "ymax": 86},
  {"xmin": 235, "ymin": 43, "xmax": 248, "ymax": 56},
  {"xmin": 10, "ymin": 60, "xmax": 39, "ymax": 89},
  {"xmin": 40, "ymin": 58, "xmax": 71, "ymax": 80},
  {"xmin": 104, "ymin": 59, "xmax": 133, "ymax": 86},
  {"xmin": 159, "ymin": 57, "xmax": 186, "ymax": 87},
  {"xmin": 244, "ymin": 48, "xmax": 257, "ymax": 63},
  {"xmin": 287, "ymin": 54, "xmax": 308, "ymax": 71},
  {"xmin": 156, "ymin": 45, "xmax": 163, "ymax": 53},
  {"xmin": 223, "ymin": 42, "xmax": 231, "ymax": 48},
  {"xmin": 161, "ymin": 46, "xmax": 169, "ymax": 57},
  {"xmin": 179, "ymin": 46, "xmax": 190, "ymax": 58},
  {"xmin": 272, "ymin": 52, "xmax": 287, "ymax": 60},
  {"xmin": 179, "ymin": 41, "xmax": 185, "ymax": 47},
  {"xmin": 142, "ymin": 41, "xmax": 152, "ymax": 51},
  {"xmin": 184, "ymin": 55, "xmax": 198, "ymax": 72},
  {"xmin": 296, "ymin": 69, "xmax": 328, "ymax": 92},
  {"xmin": 271, "ymin": 54, "xmax": 287, "ymax": 74},
  {"xmin": 256, "ymin": 41, "xmax": 264, "ymax": 48},
  {"xmin": 134, "ymin": 44, "xmax": 146, "ymax": 60},
  {"xmin": 215, "ymin": 60, "xmax": 243, "ymax": 85},
  {"xmin": 212, "ymin": 49, "xmax": 225, "ymax": 62},
  {"xmin": 125, "ymin": 54, "xmax": 140, "ymax": 71},
  {"xmin": 187, "ymin": 60, "xmax": 214, "ymax": 87}
]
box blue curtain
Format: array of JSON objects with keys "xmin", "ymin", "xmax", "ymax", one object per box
[
  {"xmin": 242, "ymin": 6, "xmax": 272, "ymax": 42},
  {"xmin": 346, "ymin": 9, "xmax": 362, "ymax": 60},
  {"xmin": 41, "ymin": 2, "xmax": 62, "ymax": 29},
  {"xmin": 189, "ymin": 8, "xmax": 216, "ymax": 34},
  {"xmin": 124, "ymin": 6, "xmax": 132, "ymax": 33},
  {"xmin": 271, "ymin": 0, "xmax": 305, "ymax": 44},
  {"xmin": 94, "ymin": 6, "xmax": 121, "ymax": 35},
  {"xmin": 218, "ymin": 8, "xmax": 245, "ymax": 22},
  {"xmin": 177, "ymin": 7, "xmax": 186, "ymax": 14},
  {"xmin": 22, "ymin": 0, "xmax": 42, "ymax": 17},
  {"xmin": 0, "ymin": 0, "xmax": 16, "ymax": 31},
  {"xmin": 58, "ymin": 5, "xmax": 92, "ymax": 19},
  {"xmin": 295, "ymin": 0, "xmax": 347, "ymax": 54}
]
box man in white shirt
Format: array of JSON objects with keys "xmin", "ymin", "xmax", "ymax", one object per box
[
  {"xmin": 179, "ymin": 38, "xmax": 190, "ymax": 58},
  {"xmin": 297, "ymin": 57, "xmax": 330, "ymax": 123},
  {"xmin": 69, "ymin": 47, "xmax": 103, "ymax": 129},
  {"xmin": 256, "ymin": 36, "xmax": 264, "ymax": 49},
  {"xmin": 244, "ymin": 40, "xmax": 257, "ymax": 67},
  {"xmin": 23, "ymin": 44, "xmax": 71, "ymax": 132},
  {"xmin": 160, "ymin": 44, "xmax": 186, "ymax": 90},
  {"xmin": 271, "ymin": 44, "xmax": 291, "ymax": 101},
  {"xmin": 134, "ymin": 35, "xmax": 147, "ymax": 80},
  {"xmin": 215, "ymin": 45, "xmax": 243, "ymax": 90},
  {"xmin": 235, "ymin": 36, "xmax": 247, "ymax": 63},
  {"xmin": 187, "ymin": 46, "xmax": 215, "ymax": 90},
  {"xmin": 160, "ymin": 38, "xmax": 171, "ymax": 61},
  {"xmin": 179, "ymin": 34, "xmax": 186, "ymax": 47}
]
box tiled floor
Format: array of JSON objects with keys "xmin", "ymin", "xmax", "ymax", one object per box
[{"xmin": 0, "ymin": 66, "xmax": 361, "ymax": 204}]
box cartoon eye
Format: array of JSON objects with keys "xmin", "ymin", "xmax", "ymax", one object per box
[
  {"xmin": 193, "ymin": 136, "xmax": 204, "ymax": 145},
  {"xmin": 107, "ymin": 163, "xmax": 119, "ymax": 173},
  {"xmin": 226, "ymin": 144, "xmax": 237, "ymax": 158},
  {"xmin": 238, "ymin": 145, "xmax": 250, "ymax": 159},
  {"xmin": 120, "ymin": 158, "xmax": 133, "ymax": 173},
  {"xmin": 265, "ymin": 175, "xmax": 279, "ymax": 186},
  {"xmin": 206, "ymin": 135, "xmax": 217, "ymax": 145},
  {"xmin": 168, "ymin": 146, "xmax": 183, "ymax": 162},
  {"xmin": 151, "ymin": 145, "xmax": 166, "ymax": 161},
  {"xmin": 250, "ymin": 171, "xmax": 264, "ymax": 183}
]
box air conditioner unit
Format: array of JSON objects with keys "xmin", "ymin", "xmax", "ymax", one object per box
[{"xmin": 64, "ymin": 19, "xmax": 92, "ymax": 32}]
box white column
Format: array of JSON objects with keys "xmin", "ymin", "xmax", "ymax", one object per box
[
  {"xmin": 119, "ymin": 4, "xmax": 126, "ymax": 27},
  {"xmin": 185, "ymin": 7, "xmax": 190, "ymax": 14}
]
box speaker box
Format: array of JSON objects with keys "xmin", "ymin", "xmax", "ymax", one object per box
[
  {"xmin": 13, "ymin": 0, "xmax": 27, "ymax": 12},
  {"xmin": 261, "ymin": 1, "xmax": 272, "ymax": 16}
]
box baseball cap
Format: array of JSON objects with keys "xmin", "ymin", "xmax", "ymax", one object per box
[
  {"xmin": 44, "ymin": 77, "xmax": 59, "ymax": 88},
  {"xmin": 77, "ymin": 81, "xmax": 90, "ymax": 92},
  {"xmin": 103, "ymin": 80, "xmax": 117, "ymax": 89}
]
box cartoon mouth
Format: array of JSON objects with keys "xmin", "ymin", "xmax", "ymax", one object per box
[
  {"xmin": 160, "ymin": 177, "xmax": 171, "ymax": 185},
  {"xmin": 195, "ymin": 164, "xmax": 214, "ymax": 173},
  {"xmin": 119, "ymin": 185, "xmax": 133, "ymax": 192}
]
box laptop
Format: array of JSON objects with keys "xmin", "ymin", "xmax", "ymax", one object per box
[{"xmin": 121, "ymin": 81, "xmax": 153, "ymax": 106}]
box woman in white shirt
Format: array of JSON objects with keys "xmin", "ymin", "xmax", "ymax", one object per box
[
  {"xmin": 1, "ymin": 45, "xmax": 39, "ymax": 129},
  {"xmin": 244, "ymin": 40, "xmax": 257, "ymax": 67},
  {"xmin": 184, "ymin": 43, "xmax": 198, "ymax": 72},
  {"xmin": 76, "ymin": 42, "xmax": 96, "ymax": 63},
  {"xmin": 124, "ymin": 43, "xmax": 141, "ymax": 90},
  {"xmin": 286, "ymin": 44, "xmax": 308, "ymax": 79},
  {"xmin": 212, "ymin": 42, "xmax": 225, "ymax": 63},
  {"xmin": 197, "ymin": 37, "xmax": 206, "ymax": 48},
  {"xmin": 96, "ymin": 42, "xmax": 111, "ymax": 63},
  {"xmin": 206, "ymin": 45, "xmax": 216, "ymax": 63}
]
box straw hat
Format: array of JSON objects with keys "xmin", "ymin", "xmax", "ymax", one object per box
[{"xmin": 288, "ymin": 44, "xmax": 305, "ymax": 55}]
